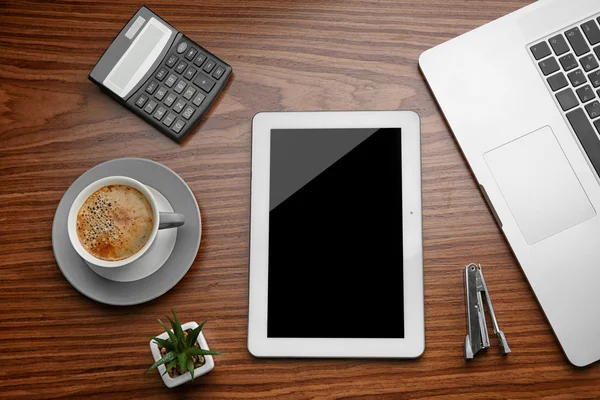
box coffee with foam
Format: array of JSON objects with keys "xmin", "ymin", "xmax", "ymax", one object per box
[{"xmin": 76, "ymin": 185, "xmax": 154, "ymax": 261}]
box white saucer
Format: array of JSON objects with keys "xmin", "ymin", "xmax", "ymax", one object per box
[{"xmin": 86, "ymin": 186, "xmax": 177, "ymax": 283}]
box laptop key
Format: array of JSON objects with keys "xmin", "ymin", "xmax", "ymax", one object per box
[
  {"xmin": 595, "ymin": 119, "xmax": 600, "ymax": 134},
  {"xmin": 593, "ymin": 70, "xmax": 600, "ymax": 87},
  {"xmin": 547, "ymin": 72, "xmax": 568, "ymax": 91},
  {"xmin": 576, "ymin": 85, "xmax": 595, "ymax": 103},
  {"xmin": 568, "ymin": 69, "xmax": 587, "ymax": 87},
  {"xmin": 585, "ymin": 100, "xmax": 600, "ymax": 119},
  {"xmin": 580, "ymin": 54, "xmax": 599, "ymax": 72},
  {"xmin": 531, "ymin": 41, "xmax": 551, "ymax": 60},
  {"xmin": 566, "ymin": 108, "xmax": 600, "ymax": 177},
  {"xmin": 565, "ymin": 27, "xmax": 590, "ymax": 56},
  {"xmin": 556, "ymin": 88, "xmax": 579, "ymax": 111},
  {"xmin": 539, "ymin": 57, "xmax": 559, "ymax": 76},
  {"xmin": 559, "ymin": 53, "xmax": 578, "ymax": 71},
  {"xmin": 549, "ymin": 34, "xmax": 569, "ymax": 56},
  {"xmin": 581, "ymin": 20, "xmax": 600, "ymax": 46}
]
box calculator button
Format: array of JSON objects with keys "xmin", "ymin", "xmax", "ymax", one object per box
[
  {"xmin": 166, "ymin": 54, "xmax": 179, "ymax": 68},
  {"xmin": 145, "ymin": 80, "xmax": 158, "ymax": 94},
  {"xmin": 172, "ymin": 119, "xmax": 186, "ymax": 133},
  {"xmin": 202, "ymin": 59, "xmax": 216, "ymax": 73},
  {"xmin": 173, "ymin": 99, "xmax": 186, "ymax": 113},
  {"xmin": 155, "ymin": 86, "xmax": 167, "ymax": 101},
  {"xmin": 213, "ymin": 66, "xmax": 225, "ymax": 80},
  {"xmin": 183, "ymin": 86, "xmax": 197, "ymax": 100},
  {"xmin": 184, "ymin": 66, "xmax": 197, "ymax": 80},
  {"xmin": 193, "ymin": 54, "xmax": 207, "ymax": 67},
  {"xmin": 185, "ymin": 47, "xmax": 198, "ymax": 61},
  {"xmin": 182, "ymin": 106, "xmax": 195, "ymax": 120},
  {"xmin": 165, "ymin": 74, "xmax": 177, "ymax": 88},
  {"xmin": 176, "ymin": 41, "xmax": 188, "ymax": 54},
  {"xmin": 192, "ymin": 92, "xmax": 206, "ymax": 106},
  {"xmin": 135, "ymin": 94, "xmax": 148, "ymax": 108},
  {"xmin": 163, "ymin": 112, "xmax": 176, "ymax": 127},
  {"xmin": 164, "ymin": 92, "xmax": 177, "ymax": 107},
  {"xmin": 155, "ymin": 67, "xmax": 168, "ymax": 81},
  {"xmin": 175, "ymin": 61, "xmax": 188, "ymax": 74},
  {"xmin": 144, "ymin": 100, "xmax": 158, "ymax": 114},
  {"xmin": 174, "ymin": 80, "xmax": 187, "ymax": 94},
  {"xmin": 153, "ymin": 106, "xmax": 167, "ymax": 121},
  {"xmin": 194, "ymin": 75, "xmax": 215, "ymax": 93}
]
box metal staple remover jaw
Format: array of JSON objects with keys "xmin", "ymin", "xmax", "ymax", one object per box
[{"xmin": 464, "ymin": 263, "xmax": 511, "ymax": 360}]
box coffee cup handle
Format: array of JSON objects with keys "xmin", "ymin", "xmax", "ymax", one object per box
[{"xmin": 158, "ymin": 212, "xmax": 185, "ymax": 229}]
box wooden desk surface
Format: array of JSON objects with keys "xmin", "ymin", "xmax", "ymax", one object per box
[{"xmin": 2, "ymin": 0, "xmax": 599, "ymax": 398}]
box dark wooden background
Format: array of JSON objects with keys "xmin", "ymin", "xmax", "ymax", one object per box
[{"xmin": 2, "ymin": 0, "xmax": 599, "ymax": 398}]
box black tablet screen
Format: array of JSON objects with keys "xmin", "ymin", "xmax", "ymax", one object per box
[{"xmin": 267, "ymin": 128, "xmax": 404, "ymax": 338}]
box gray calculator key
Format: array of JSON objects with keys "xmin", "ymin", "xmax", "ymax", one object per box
[
  {"xmin": 213, "ymin": 65, "xmax": 225, "ymax": 79},
  {"xmin": 194, "ymin": 75, "xmax": 215, "ymax": 93},
  {"xmin": 177, "ymin": 41, "xmax": 188, "ymax": 54},
  {"xmin": 173, "ymin": 99, "xmax": 186, "ymax": 113},
  {"xmin": 183, "ymin": 86, "xmax": 197, "ymax": 100},
  {"xmin": 153, "ymin": 106, "xmax": 167, "ymax": 121},
  {"xmin": 166, "ymin": 54, "xmax": 178, "ymax": 68},
  {"xmin": 163, "ymin": 113, "xmax": 176, "ymax": 127},
  {"xmin": 182, "ymin": 106, "xmax": 195, "ymax": 120},
  {"xmin": 155, "ymin": 67, "xmax": 168, "ymax": 81},
  {"xmin": 175, "ymin": 61, "xmax": 188, "ymax": 74},
  {"xmin": 135, "ymin": 94, "xmax": 148, "ymax": 108},
  {"xmin": 145, "ymin": 80, "xmax": 158, "ymax": 94},
  {"xmin": 144, "ymin": 100, "xmax": 158, "ymax": 114},
  {"xmin": 184, "ymin": 66, "xmax": 197, "ymax": 80},
  {"xmin": 193, "ymin": 54, "xmax": 207, "ymax": 67},
  {"xmin": 202, "ymin": 59, "xmax": 216, "ymax": 73},
  {"xmin": 185, "ymin": 48, "xmax": 198, "ymax": 61},
  {"xmin": 155, "ymin": 86, "xmax": 167, "ymax": 101},
  {"xmin": 164, "ymin": 92, "xmax": 177, "ymax": 107},
  {"xmin": 172, "ymin": 119, "xmax": 186, "ymax": 134},
  {"xmin": 174, "ymin": 80, "xmax": 187, "ymax": 94},
  {"xmin": 165, "ymin": 74, "xmax": 177, "ymax": 87},
  {"xmin": 192, "ymin": 92, "xmax": 206, "ymax": 106}
]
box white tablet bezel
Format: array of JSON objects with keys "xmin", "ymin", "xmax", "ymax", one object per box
[{"xmin": 248, "ymin": 111, "xmax": 423, "ymax": 358}]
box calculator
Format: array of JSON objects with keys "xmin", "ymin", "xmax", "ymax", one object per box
[{"xmin": 89, "ymin": 6, "xmax": 232, "ymax": 142}]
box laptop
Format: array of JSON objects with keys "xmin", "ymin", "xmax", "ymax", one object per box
[{"xmin": 419, "ymin": 0, "xmax": 600, "ymax": 367}]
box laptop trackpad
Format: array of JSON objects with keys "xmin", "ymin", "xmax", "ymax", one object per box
[{"xmin": 484, "ymin": 126, "xmax": 596, "ymax": 245}]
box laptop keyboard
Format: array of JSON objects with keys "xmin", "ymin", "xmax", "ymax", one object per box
[{"xmin": 531, "ymin": 16, "xmax": 600, "ymax": 177}]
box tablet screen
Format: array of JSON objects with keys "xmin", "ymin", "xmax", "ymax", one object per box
[{"xmin": 267, "ymin": 128, "xmax": 404, "ymax": 339}]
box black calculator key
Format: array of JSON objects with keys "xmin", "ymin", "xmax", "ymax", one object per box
[
  {"xmin": 155, "ymin": 67, "xmax": 168, "ymax": 81},
  {"xmin": 144, "ymin": 100, "xmax": 158, "ymax": 114},
  {"xmin": 153, "ymin": 106, "xmax": 167, "ymax": 121},
  {"xmin": 174, "ymin": 80, "xmax": 187, "ymax": 94},
  {"xmin": 172, "ymin": 119, "xmax": 186, "ymax": 134},
  {"xmin": 155, "ymin": 86, "xmax": 167, "ymax": 101},
  {"xmin": 547, "ymin": 72, "xmax": 568, "ymax": 91},
  {"xmin": 531, "ymin": 41, "xmax": 551, "ymax": 60},
  {"xmin": 202, "ymin": 59, "xmax": 216, "ymax": 73},
  {"xmin": 163, "ymin": 112, "xmax": 176, "ymax": 127},
  {"xmin": 576, "ymin": 85, "xmax": 595, "ymax": 103},
  {"xmin": 166, "ymin": 54, "xmax": 179, "ymax": 68},
  {"xmin": 145, "ymin": 80, "xmax": 158, "ymax": 94},
  {"xmin": 580, "ymin": 54, "xmax": 599, "ymax": 72},
  {"xmin": 135, "ymin": 94, "xmax": 148, "ymax": 108},
  {"xmin": 585, "ymin": 100, "xmax": 600, "ymax": 118},
  {"xmin": 213, "ymin": 65, "xmax": 225, "ymax": 80},
  {"xmin": 559, "ymin": 53, "xmax": 579, "ymax": 71},
  {"xmin": 194, "ymin": 75, "xmax": 215, "ymax": 93},
  {"xmin": 192, "ymin": 92, "xmax": 206, "ymax": 106},
  {"xmin": 173, "ymin": 99, "xmax": 186, "ymax": 113},
  {"xmin": 568, "ymin": 69, "xmax": 587, "ymax": 87},
  {"xmin": 175, "ymin": 61, "xmax": 188, "ymax": 74},
  {"xmin": 582, "ymin": 20, "xmax": 600, "ymax": 45},
  {"xmin": 185, "ymin": 47, "xmax": 198, "ymax": 61},
  {"xmin": 176, "ymin": 41, "xmax": 188, "ymax": 54},
  {"xmin": 590, "ymin": 70, "xmax": 600, "ymax": 87},
  {"xmin": 538, "ymin": 57, "xmax": 559, "ymax": 76},
  {"xmin": 549, "ymin": 34, "xmax": 569, "ymax": 56},
  {"xmin": 182, "ymin": 106, "xmax": 195, "ymax": 120},
  {"xmin": 193, "ymin": 53, "xmax": 207, "ymax": 67},
  {"xmin": 165, "ymin": 74, "xmax": 177, "ymax": 88},
  {"xmin": 183, "ymin": 86, "xmax": 197, "ymax": 100},
  {"xmin": 566, "ymin": 108, "xmax": 600, "ymax": 177},
  {"xmin": 184, "ymin": 66, "xmax": 197, "ymax": 80},
  {"xmin": 164, "ymin": 92, "xmax": 177, "ymax": 107},
  {"xmin": 556, "ymin": 88, "xmax": 579, "ymax": 111},
  {"xmin": 565, "ymin": 27, "xmax": 590, "ymax": 56}
]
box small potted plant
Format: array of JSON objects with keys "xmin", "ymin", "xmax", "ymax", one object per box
[{"xmin": 146, "ymin": 310, "xmax": 221, "ymax": 388}]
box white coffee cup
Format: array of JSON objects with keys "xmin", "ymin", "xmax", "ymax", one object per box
[{"xmin": 67, "ymin": 176, "xmax": 184, "ymax": 268}]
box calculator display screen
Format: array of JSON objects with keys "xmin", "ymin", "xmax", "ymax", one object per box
[{"xmin": 266, "ymin": 128, "xmax": 404, "ymax": 339}]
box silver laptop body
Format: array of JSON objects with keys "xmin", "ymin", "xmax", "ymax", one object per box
[{"xmin": 420, "ymin": 0, "xmax": 600, "ymax": 366}]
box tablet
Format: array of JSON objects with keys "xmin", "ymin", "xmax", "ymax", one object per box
[{"xmin": 248, "ymin": 111, "xmax": 423, "ymax": 358}]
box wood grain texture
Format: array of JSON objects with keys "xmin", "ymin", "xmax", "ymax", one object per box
[{"xmin": 1, "ymin": 0, "xmax": 599, "ymax": 398}]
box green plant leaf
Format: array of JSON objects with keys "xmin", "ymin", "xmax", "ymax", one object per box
[
  {"xmin": 178, "ymin": 352, "xmax": 188, "ymax": 374},
  {"xmin": 167, "ymin": 316, "xmax": 185, "ymax": 350},
  {"xmin": 187, "ymin": 358, "xmax": 195, "ymax": 380},
  {"xmin": 186, "ymin": 348, "xmax": 222, "ymax": 357},
  {"xmin": 158, "ymin": 319, "xmax": 177, "ymax": 345},
  {"xmin": 151, "ymin": 336, "xmax": 174, "ymax": 351},
  {"xmin": 162, "ymin": 359, "xmax": 178, "ymax": 376},
  {"xmin": 145, "ymin": 351, "xmax": 176, "ymax": 373},
  {"xmin": 186, "ymin": 325, "xmax": 201, "ymax": 347}
]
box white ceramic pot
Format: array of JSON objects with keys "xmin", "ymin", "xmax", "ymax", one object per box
[{"xmin": 149, "ymin": 321, "xmax": 215, "ymax": 388}]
